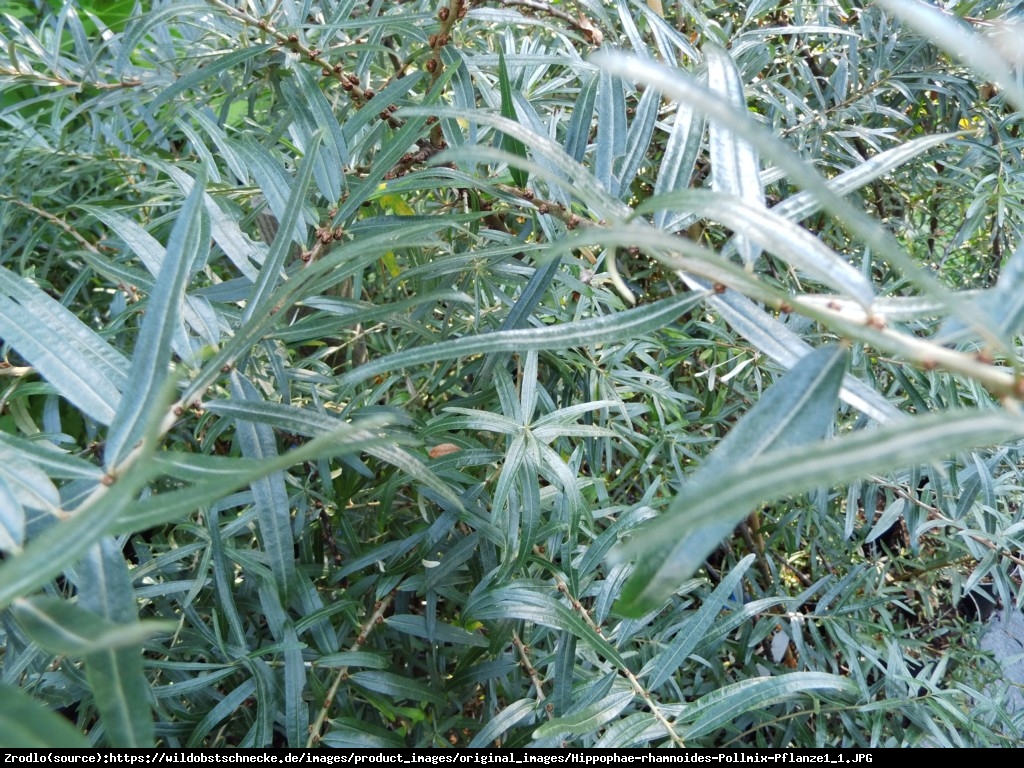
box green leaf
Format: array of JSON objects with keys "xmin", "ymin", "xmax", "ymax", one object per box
[
  {"xmin": 0, "ymin": 265, "xmax": 127, "ymax": 424},
  {"xmin": 149, "ymin": 45, "xmax": 273, "ymax": 112},
  {"xmin": 683, "ymin": 276, "xmax": 900, "ymax": 423},
  {"xmin": 0, "ymin": 452, "xmax": 58, "ymax": 518},
  {"xmin": 186, "ymin": 679, "xmax": 256, "ymax": 748},
  {"xmin": 314, "ymin": 652, "xmax": 389, "ymax": 669},
  {"xmin": 646, "ymin": 554, "xmax": 756, "ymax": 690},
  {"xmin": 467, "ymin": 582, "xmax": 625, "ymax": 668},
  {"xmin": 11, "ymin": 596, "xmax": 173, "ymax": 657},
  {"xmin": 244, "ymin": 131, "xmax": 323, "ymax": 324},
  {"xmin": 105, "ymin": 169, "xmax": 208, "ymax": 469},
  {"xmin": 405, "ymin": 105, "xmax": 629, "ymax": 221},
  {"xmin": 0, "ymin": 463, "xmax": 153, "ymax": 613},
  {"xmin": 0, "ymin": 433, "xmax": 103, "ymax": 481},
  {"xmin": 595, "ymin": 50, "xmax": 998, "ymax": 351},
  {"xmin": 614, "ymin": 345, "xmax": 848, "ymax": 616},
  {"xmin": 384, "ymin": 615, "xmax": 489, "ymax": 647},
  {"xmin": 680, "ymin": 673, "xmax": 857, "ymax": 739},
  {"xmin": 615, "ymin": 82, "xmax": 660, "ymax": 198},
  {"xmin": 563, "ymin": 73, "xmax": 598, "ymax": 163},
  {"xmin": 83, "ymin": 195, "xmax": 217, "ymax": 355},
  {"xmin": 229, "ymin": 372, "xmax": 298, "ymax": 600},
  {"xmin": 114, "ymin": 417, "xmax": 395, "ymax": 533},
  {"xmin": 348, "ymin": 671, "xmax": 447, "ymax": 706},
  {"xmin": 877, "ymin": 0, "xmax": 1024, "ymax": 112},
  {"xmin": 636, "ymin": 190, "xmax": 875, "ymax": 305},
  {"xmin": 0, "ymin": 476, "xmax": 23, "ymax": 552},
  {"xmin": 614, "ymin": 408, "xmax": 1024, "ymax": 616},
  {"xmin": 771, "ymin": 132, "xmax": 962, "ymax": 224},
  {"xmin": 78, "ymin": 538, "xmax": 156, "ymax": 747},
  {"xmin": 497, "ymin": 50, "xmax": 529, "ymax": 189},
  {"xmin": 321, "ymin": 719, "xmax": 404, "ymax": 749},
  {"xmin": 240, "ymin": 657, "xmax": 277, "ymax": 748},
  {"xmin": 596, "ymin": 68, "xmax": 627, "ymax": 192},
  {"xmin": 339, "ymin": 290, "xmax": 705, "ymax": 387},
  {"xmin": 653, "ymin": 86, "xmax": 705, "ymax": 232},
  {"xmin": 284, "ymin": 626, "xmax": 307, "ymax": 753},
  {"xmin": 476, "ymin": 255, "xmax": 563, "ymax": 387},
  {"xmin": 533, "ymin": 690, "xmax": 634, "ymax": 739},
  {"xmin": 0, "ymin": 681, "xmax": 90, "ymax": 748},
  {"xmin": 705, "ymin": 41, "xmax": 764, "ymax": 267},
  {"xmin": 286, "ymin": 67, "xmax": 347, "ymax": 201},
  {"xmin": 594, "ymin": 711, "xmax": 662, "ymax": 748},
  {"xmin": 468, "ymin": 698, "xmax": 537, "ymax": 747}
]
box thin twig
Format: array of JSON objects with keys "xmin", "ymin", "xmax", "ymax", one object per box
[
  {"xmin": 544, "ymin": 559, "xmax": 686, "ymax": 747},
  {"xmin": 306, "ymin": 591, "xmax": 395, "ymax": 747},
  {"xmin": 511, "ymin": 630, "xmax": 546, "ymax": 701}
]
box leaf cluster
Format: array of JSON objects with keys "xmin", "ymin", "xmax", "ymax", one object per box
[{"xmin": 1, "ymin": 0, "xmax": 1023, "ymax": 748}]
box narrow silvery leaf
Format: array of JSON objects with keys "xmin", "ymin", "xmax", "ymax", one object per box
[
  {"xmin": 614, "ymin": 346, "xmax": 847, "ymax": 616},
  {"xmin": 612, "ymin": 409, "xmax": 1024, "ymax": 617},
  {"xmin": 647, "ymin": 555, "xmax": 756, "ymax": 690},
  {"xmin": 283, "ymin": 622, "xmax": 308, "ymax": 747},
  {"xmin": 662, "ymin": 190, "xmax": 874, "ymax": 305},
  {"xmin": 679, "ymin": 273, "xmax": 900, "ymax": 423},
  {"xmin": 594, "ymin": 51, "xmax": 992, "ymax": 345},
  {"xmin": 476, "ymin": 256, "xmax": 563, "ymax": 386},
  {"xmin": 149, "ymin": 46, "xmax": 271, "ymax": 112},
  {"xmin": 405, "ymin": 106, "xmax": 631, "ymax": 221},
  {"xmin": 615, "ymin": 0, "xmax": 649, "ymax": 55},
  {"xmin": 230, "ymin": 372, "xmax": 297, "ymax": 601},
  {"xmin": 0, "ymin": 455, "xmax": 60, "ymax": 514},
  {"xmin": 240, "ymin": 658, "xmax": 277, "ymax": 747},
  {"xmin": 614, "ymin": 83, "xmax": 660, "ymax": 197},
  {"xmin": 533, "ymin": 690, "xmax": 634, "ymax": 739},
  {"xmin": 234, "ymin": 137, "xmax": 314, "ymax": 247},
  {"xmin": 334, "ymin": 111, "xmax": 432, "ymax": 222},
  {"xmin": 11, "ymin": 596, "xmax": 172, "ymax": 657},
  {"xmin": 0, "ymin": 477, "xmax": 24, "ymax": 553},
  {"xmin": 772, "ymin": 133, "xmax": 960, "ymax": 223},
  {"xmin": 466, "ymin": 581, "xmax": 625, "ymax": 667},
  {"xmin": 150, "ymin": 161, "xmax": 264, "ymax": 279},
  {"xmin": 877, "ymin": 0, "xmax": 1024, "ymax": 112},
  {"xmin": 942, "ymin": 239, "xmax": 1024, "ymax": 343},
  {"xmin": 0, "ymin": 376, "xmax": 176, "ymax": 613},
  {"xmin": 497, "ymin": 50, "xmax": 529, "ymax": 189},
  {"xmin": 185, "ymin": 106, "xmax": 249, "ymax": 190},
  {"xmin": 0, "ymin": 266, "xmax": 127, "ymax": 424},
  {"xmin": 0, "ymin": 435, "xmax": 105, "ymax": 484},
  {"xmin": 654, "ymin": 96, "xmax": 705, "ymax": 231},
  {"xmin": 245, "ymin": 131, "xmax": 323, "ymax": 323},
  {"xmin": 321, "ymin": 721, "xmax": 404, "ymax": 749},
  {"xmin": 78, "ymin": 539, "xmax": 156, "ymax": 747},
  {"xmin": 114, "ymin": 417, "xmax": 396, "ymax": 533},
  {"xmin": 0, "ymin": 682, "xmax": 90, "ymax": 748},
  {"xmin": 705, "ymin": 42, "xmax": 764, "ymax": 266},
  {"xmin": 185, "ymin": 680, "xmax": 256, "ymax": 747},
  {"xmin": 563, "ymin": 74, "xmax": 599, "ymax": 163},
  {"xmin": 596, "ymin": 68, "xmax": 628, "ymax": 194},
  {"xmin": 348, "ymin": 671, "xmax": 447, "ymax": 706},
  {"xmin": 595, "ymin": 713, "xmax": 662, "ymax": 748},
  {"xmin": 468, "ymin": 699, "xmax": 537, "ymax": 748},
  {"xmin": 680, "ymin": 673, "xmax": 857, "ymax": 739},
  {"xmin": 105, "ymin": 170, "xmax": 208, "ymax": 469},
  {"xmin": 85, "ymin": 200, "xmax": 219, "ymax": 351},
  {"xmin": 84, "ymin": 206, "xmax": 164, "ymax": 277},
  {"xmin": 288, "ymin": 66, "xmax": 348, "ymax": 191},
  {"xmin": 339, "ymin": 290, "xmax": 705, "ymax": 388}
]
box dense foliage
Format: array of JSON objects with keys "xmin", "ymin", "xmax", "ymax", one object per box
[{"xmin": 1, "ymin": 0, "xmax": 1023, "ymax": 748}]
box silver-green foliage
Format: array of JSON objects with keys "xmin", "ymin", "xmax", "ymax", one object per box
[{"xmin": 1, "ymin": 0, "xmax": 1022, "ymax": 748}]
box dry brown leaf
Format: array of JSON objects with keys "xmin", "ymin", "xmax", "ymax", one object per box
[{"xmin": 428, "ymin": 443, "xmax": 461, "ymax": 459}]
